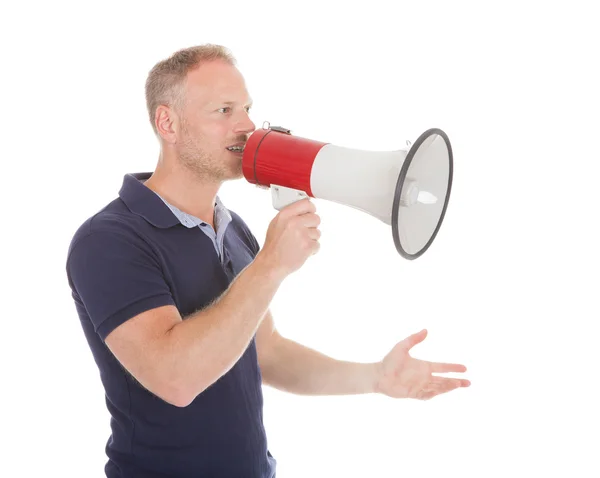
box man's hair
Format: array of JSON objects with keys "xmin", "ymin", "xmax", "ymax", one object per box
[{"xmin": 145, "ymin": 44, "xmax": 236, "ymax": 135}]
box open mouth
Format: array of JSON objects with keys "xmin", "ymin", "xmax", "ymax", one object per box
[{"xmin": 226, "ymin": 145, "xmax": 245, "ymax": 153}]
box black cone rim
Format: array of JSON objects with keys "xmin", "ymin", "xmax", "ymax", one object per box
[{"xmin": 391, "ymin": 128, "xmax": 453, "ymax": 260}]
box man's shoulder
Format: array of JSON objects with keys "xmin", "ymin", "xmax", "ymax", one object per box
[{"xmin": 67, "ymin": 197, "xmax": 148, "ymax": 260}]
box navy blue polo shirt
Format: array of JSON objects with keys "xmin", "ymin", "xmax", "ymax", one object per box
[{"xmin": 66, "ymin": 173, "xmax": 276, "ymax": 478}]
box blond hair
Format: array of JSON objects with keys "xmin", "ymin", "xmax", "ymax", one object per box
[{"xmin": 145, "ymin": 44, "xmax": 236, "ymax": 135}]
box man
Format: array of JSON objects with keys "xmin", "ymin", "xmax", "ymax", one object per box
[{"xmin": 66, "ymin": 44, "xmax": 470, "ymax": 477}]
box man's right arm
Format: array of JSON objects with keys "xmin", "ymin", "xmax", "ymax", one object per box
[
  {"xmin": 105, "ymin": 253, "xmax": 281, "ymax": 407},
  {"xmin": 103, "ymin": 199, "xmax": 320, "ymax": 407}
]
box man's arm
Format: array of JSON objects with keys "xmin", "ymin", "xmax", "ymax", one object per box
[
  {"xmin": 256, "ymin": 310, "xmax": 380, "ymax": 395},
  {"xmin": 105, "ymin": 254, "xmax": 282, "ymax": 407},
  {"xmin": 103, "ymin": 199, "xmax": 321, "ymax": 407},
  {"xmin": 257, "ymin": 314, "xmax": 470, "ymax": 399}
]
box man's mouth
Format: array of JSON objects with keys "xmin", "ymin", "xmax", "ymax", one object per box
[{"xmin": 226, "ymin": 144, "xmax": 245, "ymax": 153}]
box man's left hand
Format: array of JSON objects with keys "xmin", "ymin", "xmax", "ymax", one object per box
[{"xmin": 374, "ymin": 329, "xmax": 470, "ymax": 400}]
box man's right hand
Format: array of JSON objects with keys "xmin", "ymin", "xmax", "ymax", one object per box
[{"xmin": 257, "ymin": 198, "xmax": 321, "ymax": 280}]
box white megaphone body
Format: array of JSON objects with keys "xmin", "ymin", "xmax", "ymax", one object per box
[{"xmin": 241, "ymin": 123, "xmax": 453, "ymax": 260}]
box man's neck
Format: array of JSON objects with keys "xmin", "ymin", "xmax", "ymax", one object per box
[{"xmin": 143, "ymin": 162, "xmax": 222, "ymax": 228}]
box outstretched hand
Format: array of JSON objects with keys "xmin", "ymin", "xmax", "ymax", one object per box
[{"xmin": 375, "ymin": 329, "xmax": 470, "ymax": 400}]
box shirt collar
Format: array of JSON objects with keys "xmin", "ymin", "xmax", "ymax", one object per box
[
  {"xmin": 118, "ymin": 172, "xmax": 232, "ymax": 229},
  {"xmin": 119, "ymin": 173, "xmax": 180, "ymax": 228},
  {"xmin": 157, "ymin": 194, "xmax": 232, "ymax": 230}
]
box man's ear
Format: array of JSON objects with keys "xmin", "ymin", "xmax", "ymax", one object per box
[{"xmin": 155, "ymin": 105, "xmax": 180, "ymax": 144}]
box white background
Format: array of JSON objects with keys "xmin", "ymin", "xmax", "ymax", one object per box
[{"xmin": 2, "ymin": 1, "xmax": 599, "ymax": 477}]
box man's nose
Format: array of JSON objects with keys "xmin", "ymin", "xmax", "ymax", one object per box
[{"xmin": 235, "ymin": 112, "xmax": 256, "ymax": 134}]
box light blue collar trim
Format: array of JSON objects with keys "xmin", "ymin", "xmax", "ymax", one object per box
[{"xmin": 155, "ymin": 195, "xmax": 232, "ymax": 231}]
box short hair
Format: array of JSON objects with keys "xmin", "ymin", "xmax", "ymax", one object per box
[{"xmin": 145, "ymin": 44, "xmax": 236, "ymax": 135}]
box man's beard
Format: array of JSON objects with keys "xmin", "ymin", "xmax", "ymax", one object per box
[{"xmin": 178, "ymin": 132, "xmax": 242, "ymax": 182}]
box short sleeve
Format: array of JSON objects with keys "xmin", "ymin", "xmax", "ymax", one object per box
[{"xmin": 67, "ymin": 231, "xmax": 175, "ymax": 340}]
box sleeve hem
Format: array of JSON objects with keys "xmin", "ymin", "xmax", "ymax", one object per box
[{"xmin": 97, "ymin": 294, "xmax": 176, "ymax": 340}]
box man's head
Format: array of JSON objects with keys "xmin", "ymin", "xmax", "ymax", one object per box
[{"xmin": 145, "ymin": 44, "xmax": 255, "ymax": 182}]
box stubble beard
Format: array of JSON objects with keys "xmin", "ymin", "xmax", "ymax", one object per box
[{"xmin": 178, "ymin": 132, "xmax": 242, "ymax": 183}]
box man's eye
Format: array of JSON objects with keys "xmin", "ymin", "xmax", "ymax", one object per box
[{"xmin": 218, "ymin": 107, "xmax": 231, "ymax": 113}]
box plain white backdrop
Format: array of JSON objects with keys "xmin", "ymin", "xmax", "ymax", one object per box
[{"xmin": 2, "ymin": 1, "xmax": 599, "ymax": 477}]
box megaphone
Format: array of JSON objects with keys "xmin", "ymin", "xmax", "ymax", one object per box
[{"xmin": 242, "ymin": 122, "xmax": 453, "ymax": 260}]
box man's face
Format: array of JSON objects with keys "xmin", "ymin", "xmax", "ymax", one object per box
[{"xmin": 175, "ymin": 60, "xmax": 255, "ymax": 181}]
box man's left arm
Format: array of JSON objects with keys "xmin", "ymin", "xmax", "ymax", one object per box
[{"xmin": 256, "ymin": 310, "xmax": 471, "ymax": 400}]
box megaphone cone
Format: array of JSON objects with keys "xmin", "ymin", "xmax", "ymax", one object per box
[{"xmin": 242, "ymin": 123, "xmax": 453, "ymax": 260}]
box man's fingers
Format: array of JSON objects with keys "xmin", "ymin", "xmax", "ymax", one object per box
[
  {"xmin": 405, "ymin": 329, "xmax": 428, "ymax": 350},
  {"xmin": 430, "ymin": 376, "xmax": 471, "ymax": 388},
  {"xmin": 431, "ymin": 362, "xmax": 467, "ymax": 374},
  {"xmin": 307, "ymin": 228, "xmax": 321, "ymax": 241},
  {"xmin": 301, "ymin": 213, "xmax": 321, "ymax": 228},
  {"xmin": 280, "ymin": 198, "xmax": 316, "ymax": 217},
  {"xmin": 418, "ymin": 377, "xmax": 470, "ymax": 399}
]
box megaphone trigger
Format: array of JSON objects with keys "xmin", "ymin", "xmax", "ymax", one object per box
[{"xmin": 271, "ymin": 184, "xmax": 309, "ymax": 211}]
